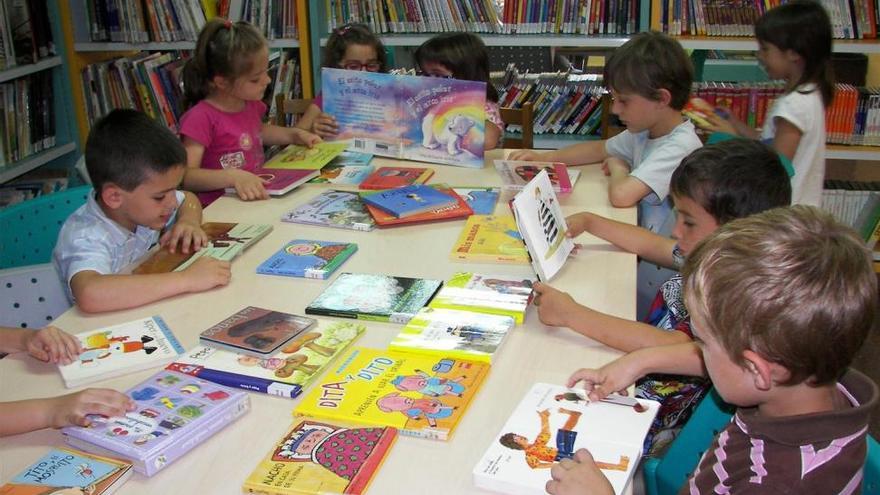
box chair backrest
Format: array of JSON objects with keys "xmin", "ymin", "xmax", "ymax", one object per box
[
  {"xmin": 275, "ymin": 95, "xmax": 314, "ymax": 126},
  {"xmin": 0, "ymin": 185, "xmax": 92, "ymax": 270},
  {"xmin": 0, "ymin": 263, "xmax": 70, "ymax": 328},
  {"xmin": 865, "ymin": 435, "xmax": 880, "ymax": 494},
  {"xmin": 500, "ymin": 101, "xmax": 534, "ymax": 149}
]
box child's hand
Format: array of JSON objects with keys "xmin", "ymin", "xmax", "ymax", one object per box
[
  {"xmin": 533, "ymin": 282, "xmax": 579, "ymax": 328},
  {"xmin": 292, "ymin": 128, "xmax": 322, "ymax": 147},
  {"xmin": 567, "ymin": 355, "xmax": 642, "ymax": 402},
  {"xmin": 160, "ymin": 220, "xmax": 208, "ymax": 255},
  {"xmin": 546, "ymin": 449, "xmax": 615, "ymax": 495},
  {"xmin": 507, "ymin": 149, "xmax": 545, "ymax": 161},
  {"xmin": 230, "ymin": 169, "xmax": 269, "ymax": 201},
  {"xmin": 182, "ymin": 256, "xmax": 231, "ymax": 292},
  {"xmin": 700, "ymin": 109, "xmax": 738, "ymax": 135},
  {"xmin": 24, "ymin": 326, "xmax": 82, "ymax": 365},
  {"xmin": 601, "ymin": 157, "xmax": 629, "ymax": 177},
  {"xmin": 49, "ymin": 389, "xmax": 135, "ymax": 428},
  {"xmin": 312, "ymin": 113, "xmax": 339, "ymax": 138},
  {"xmin": 565, "ymin": 212, "xmax": 593, "ymax": 238}
]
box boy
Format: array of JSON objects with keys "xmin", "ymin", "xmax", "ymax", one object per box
[
  {"xmin": 53, "ymin": 109, "xmax": 231, "ymax": 313},
  {"xmin": 548, "ymin": 206, "xmax": 878, "ymax": 494}
]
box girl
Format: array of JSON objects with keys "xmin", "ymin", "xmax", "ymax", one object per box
[
  {"xmin": 179, "ymin": 19, "xmax": 321, "ymax": 206},
  {"xmin": 414, "ymin": 32, "xmax": 503, "ymax": 150},
  {"xmin": 702, "ymin": 0, "xmax": 833, "ymax": 206},
  {"xmin": 296, "ymin": 23, "xmax": 389, "ymax": 138}
]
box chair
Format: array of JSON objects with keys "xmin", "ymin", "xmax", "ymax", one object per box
[
  {"xmin": 500, "ymin": 101, "xmax": 534, "ymax": 149},
  {"xmin": 275, "ymin": 95, "xmax": 314, "ymax": 127},
  {"xmin": 0, "ymin": 263, "xmax": 70, "ymax": 328}
]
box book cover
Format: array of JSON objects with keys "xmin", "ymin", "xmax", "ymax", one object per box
[
  {"xmin": 323, "ymin": 68, "xmax": 486, "ymax": 168},
  {"xmin": 364, "ymin": 184, "xmax": 473, "ymax": 227},
  {"xmin": 295, "ymin": 347, "xmax": 489, "ymax": 440},
  {"xmin": 262, "ymin": 141, "xmax": 349, "ymax": 170},
  {"xmin": 429, "ymin": 272, "xmax": 534, "ymax": 324},
  {"xmin": 58, "ymin": 316, "xmax": 185, "ymax": 389},
  {"xmin": 282, "ymin": 190, "xmax": 375, "ymax": 232},
  {"xmin": 473, "ymin": 383, "xmax": 659, "ymax": 495},
  {"xmin": 199, "ymin": 306, "xmax": 317, "ymax": 358},
  {"xmin": 361, "ymin": 184, "xmax": 457, "ymax": 218},
  {"xmin": 242, "ymin": 418, "xmax": 397, "ymax": 495},
  {"xmin": 257, "ymin": 240, "xmax": 358, "ymax": 280},
  {"xmin": 228, "ymin": 167, "xmax": 318, "ymax": 196},
  {"xmin": 358, "ymin": 166, "xmax": 434, "ymax": 191},
  {"xmin": 453, "ymin": 187, "xmax": 500, "ymax": 215},
  {"xmin": 494, "ymin": 160, "xmax": 573, "ymax": 193},
  {"xmin": 168, "ymin": 320, "xmax": 365, "ymax": 399},
  {"xmin": 328, "ymin": 150, "xmax": 374, "ymax": 167},
  {"xmin": 305, "ymin": 273, "xmax": 443, "ymax": 324},
  {"xmin": 0, "ymin": 447, "xmax": 132, "ymax": 495},
  {"xmin": 63, "ymin": 369, "xmax": 250, "ymax": 477},
  {"xmin": 450, "ymin": 215, "xmax": 530, "ymax": 264},
  {"xmin": 307, "ymin": 161, "xmax": 375, "ymax": 185}
]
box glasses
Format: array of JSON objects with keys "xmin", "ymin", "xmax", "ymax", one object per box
[{"xmin": 340, "ymin": 61, "xmax": 382, "ymax": 72}]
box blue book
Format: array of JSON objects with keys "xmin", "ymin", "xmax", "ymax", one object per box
[
  {"xmin": 4, "ymin": 447, "xmax": 132, "ymax": 492},
  {"xmin": 454, "ymin": 187, "xmax": 500, "ymax": 215},
  {"xmin": 361, "ymin": 184, "xmax": 457, "ymax": 218},
  {"xmin": 256, "ymin": 240, "xmax": 358, "ymax": 279}
]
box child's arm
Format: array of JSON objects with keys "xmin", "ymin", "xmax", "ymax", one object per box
[
  {"xmin": 261, "ymin": 123, "xmax": 321, "ymax": 147},
  {"xmin": 546, "ymin": 449, "xmax": 615, "ymax": 495},
  {"xmin": 566, "ymin": 212, "xmax": 676, "ymax": 268},
  {"xmin": 484, "ymin": 121, "xmax": 502, "ymax": 150},
  {"xmin": 158, "ymin": 191, "xmax": 207, "ymax": 255},
  {"xmin": 181, "ymin": 137, "xmax": 268, "ymax": 201},
  {"xmin": 603, "ymin": 157, "xmax": 652, "ymax": 208},
  {"xmin": 769, "ymin": 117, "xmax": 802, "ymax": 162},
  {"xmin": 0, "ymin": 389, "xmax": 135, "ymax": 437},
  {"xmin": 507, "ymin": 140, "xmax": 609, "ymax": 165},
  {"xmin": 0, "ymin": 326, "xmax": 82, "ymax": 365},
  {"xmin": 295, "ymin": 103, "xmax": 339, "ymax": 138}
]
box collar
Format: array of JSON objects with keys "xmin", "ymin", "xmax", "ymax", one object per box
[{"xmin": 85, "ymin": 191, "xmax": 140, "ymax": 245}]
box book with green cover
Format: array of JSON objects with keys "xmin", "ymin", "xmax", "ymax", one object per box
[
  {"xmin": 429, "ymin": 272, "xmax": 534, "ymax": 324},
  {"xmin": 263, "ymin": 142, "xmax": 349, "ymax": 170},
  {"xmin": 305, "ymin": 273, "xmax": 442, "ymax": 324}
]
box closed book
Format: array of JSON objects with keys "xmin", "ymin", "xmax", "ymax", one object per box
[
  {"xmin": 199, "ymin": 306, "xmax": 317, "ymax": 357},
  {"xmin": 282, "ymin": 190, "xmax": 376, "ymax": 232},
  {"xmin": 495, "ymin": 160, "xmax": 573, "ymax": 193},
  {"xmin": 226, "ymin": 167, "xmax": 318, "ymax": 195},
  {"xmin": 453, "ymin": 187, "xmax": 500, "ymax": 215},
  {"xmin": 358, "ymin": 166, "xmax": 434, "ymax": 190},
  {"xmin": 262, "ymin": 141, "xmax": 349, "ymax": 170},
  {"xmin": 257, "ymin": 240, "xmax": 358, "ymax": 279},
  {"xmin": 363, "ymin": 184, "xmax": 473, "ymax": 227},
  {"xmin": 361, "ymin": 184, "xmax": 457, "ymax": 218},
  {"xmin": 305, "ymin": 273, "xmax": 442, "ymax": 324},
  {"xmin": 429, "ymin": 272, "xmax": 534, "ymax": 324},
  {"xmin": 133, "ymin": 223, "xmax": 272, "ymax": 274},
  {"xmin": 450, "ymin": 215, "xmax": 530, "ymax": 264},
  {"xmin": 0, "ymin": 447, "xmax": 132, "ymax": 494},
  {"xmin": 308, "ymin": 162, "xmax": 375, "ymax": 185}
]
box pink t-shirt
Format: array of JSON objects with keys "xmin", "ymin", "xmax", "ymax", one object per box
[{"xmin": 179, "ymin": 100, "xmax": 267, "ymax": 206}]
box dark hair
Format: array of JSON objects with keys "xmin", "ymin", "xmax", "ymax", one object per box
[
  {"xmin": 414, "ymin": 32, "xmax": 499, "ymax": 103},
  {"xmin": 755, "ymin": 0, "xmax": 834, "ymax": 106},
  {"xmin": 670, "ymin": 139, "xmax": 791, "ymax": 224},
  {"xmin": 499, "ymin": 433, "xmax": 524, "ymax": 450},
  {"xmin": 323, "ymin": 23, "xmax": 388, "ymax": 72},
  {"xmin": 85, "ymin": 109, "xmax": 186, "ymax": 192},
  {"xmin": 604, "ymin": 32, "xmax": 693, "ymax": 110},
  {"xmin": 182, "ymin": 18, "xmax": 267, "ymax": 109}
]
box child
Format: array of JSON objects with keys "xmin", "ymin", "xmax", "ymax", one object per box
[
  {"xmin": 180, "ymin": 18, "xmax": 321, "ymax": 206},
  {"xmin": 53, "ymin": 109, "xmax": 231, "ymax": 314},
  {"xmin": 414, "ymin": 32, "xmax": 503, "ymax": 150},
  {"xmin": 0, "ymin": 325, "xmax": 135, "ymax": 436},
  {"xmin": 296, "ymin": 23, "xmax": 389, "ymax": 138},
  {"xmin": 547, "ymin": 205, "xmax": 878, "ymax": 494}
]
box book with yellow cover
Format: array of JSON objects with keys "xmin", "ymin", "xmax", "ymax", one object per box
[
  {"xmin": 429, "ymin": 272, "xmax": 534, "ymax": 324},
  {"xmin": 263, "ymin": 142, "xmax": 349, "ymax": 170},
  {"xmin": 294, "ymin": 347, "xmax": 489, "ymax": 441},
  {"xmin": 450, "ymin": 215, "xmax": 529, "ymax": 264}
]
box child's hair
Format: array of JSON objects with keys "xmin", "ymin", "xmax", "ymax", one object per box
[
  {"xmin": 85, "ymin": 109, "xmax": 186, "ymax": 193},
  {"xmin": 323, "ymin": 23, "xmax": 388, "ymax": 72},
  {"xmin": 755, "ymin": 0, "xmax": 834, "ymax": 106},
  {"xmin": 670, "ymin": 138, "xmax": 792, "ymax": 224},
  {"xmin": 683, "ymin": 205, "xmax": 876, "ymax": 386},
  {"xmin": 414, "ymin": 32, "xmax": 499, "ymax": 103},
  {"xmin": 604, "ymin": 32, "xmax": 693, "ymax": 110},
  {"xmin": 182, "ymin": 18, "xmax": 267, "ymax": 108}
]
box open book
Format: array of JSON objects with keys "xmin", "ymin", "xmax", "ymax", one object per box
[{"xmin": 133, "ymin": 223, "xmax": 272, "ymax": 274}]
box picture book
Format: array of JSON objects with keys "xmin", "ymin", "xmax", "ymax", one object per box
[
  {"xmin": 307, "ymin": 158, "xmax": 375, "ymax": 185},
  {"xmin": 453, "ymin": 187, "xmax": 500, "ymax": 215},
  {"xmin": 282, "ymin": 190, "xmax": 375, "ymax": 232},
  {"xmin": 199, "ymin": 306, "xmax": 317, "ymax": 358},
  {"xmin": 358, "ymin": 166, "xmax": 434, "ymax": 191},
  {"xmin": 328, "ymin": 150, "xmax": 374, "ymax": 167},
  {"xmin": 257, "ymin": 240, "xmax": 358, "ymax": 279},
  {"xmin": 364, "ymin": 184, "xmax": 473, "ymax": 227},
  {"xmin": 227, "ymin": 167, "xmax": 318, "ymax": 196},
  {"xmin": 495, "ymin": 160, "xmax": 573, "ymax": 193},
  {"xmin": 0, "ymin": 447, "xmax": 132, "ymax": 495},
  {"xmin": 473, "ymin": 383, "xmax": 659, "ymax": 495},
  {"xmin": 388, "ymin": 307, "xmax": 515, "ymax": 364},
  {"xmin": 133, "ymin": 223, "xmax": 273, "ymax": 274},
  {"xmin": 58, "ymin": 316, "xmax": 185, "ymax": 389},
  {"xmin": 361, "ymin": 184, "xmax": 457, "ymax": 218},
  {"xmin": 429, "ymin": 272, "xmax": 534, "ymax": 324},
  {"xmin": 261, "ymin": 141, "xmax": 349, "ymax": 170},
  {"xmin": 510, "ymin": 170, "xmax": 576, "ymax": 281},
  {"xmin": 63, "ymin": 369, "xmax": 250, "ymax": 477},
  {"xmin": 322, "ymin": 68, "xmax": 486, "ymax": 168},
  {"xmin": 168, "ymin": 320, "xmax": 365, "ymax": 399},
  {"xmin": 305, "ymin": 273, "xmax": 443, "ymax": 324},
  {"xmin": 295, "ymin": 347, "xmax": 489, "ymax": 440},
  {"xmin": 242, "ymin": 418, "xmax": 397, "ymax": 495},
  {"xmin": 450, "ymin": 215, "xmax": 530, "ymax": 264}
]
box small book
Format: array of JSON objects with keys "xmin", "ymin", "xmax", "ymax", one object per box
[
  {"xmin": 473, "ymin": 383, "xmax": 659, "ymax": 495},
  {"xmin": 307, "ymin": 163, "xmax": 375, "ymax": 185},
  {"xmin": 261, "ymin": 141, "xmax": 349, "ymax": 170},
  {"xmin": 295, "ymin": 347, "xmax": 489, "ymax": 441},
  {"xmin": 227, "ymin": 167, "xmax": 318, "ymax": 195},
  {"xmin": 453, "ymin": 187, "xmax": 500, "ymax": 215},
  {"xmin": 257, "ymin": 240, "xmax": 358, "ymax": 279},
  {"xmin": 364, "ymin": 184, "xmax": 473, "ymax": 227},
  {"xmin": 58, "ymin": 316, "xmax": 185, "ymax": 389},
  {"xmin": 242, "ymin": 418, "xmax": 397, "ymax": 495},
  {"xmin": 328, "ymin": 150, "xmax": 374, "ymax": 166},
  {"xmin": 305, "ymin": 273, "xmax": 443, "ymax": 324},
  {"xmin": 361, "ymin": 184, "xmax": 458, "ymax": 218},
  {"xmin": 168, "ymin": 320, "xmax": 364, "ymax": 399},
  {"xmin": 358, "ymin": 166, "xmax": 434, "ymax": 190},
  {"xmin": 63, "ymin": 369, "xmax": 250, "ymax": 477},
  {"xmin": 450, "ymin": 215, "xmax": 530, "ymax": 264},
  {"xmin": 0, "ymin": 447, "xmax": 132, "ymax": 494},
  {"xmin": 282, "ymin": 190, "xmax": 375, "ymax": 232},
  {"xmin": 199, "ymin": 307, "xmax": 318, "ymax": 358},
  {"xmin": 495, "ymin": 160, "xmax": 574, "ymax": 193},
  {"xmin": 429, "ymin": 272, "xmax": 534, "ymax": 324}
]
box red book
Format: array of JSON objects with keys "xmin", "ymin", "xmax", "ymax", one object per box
[
  {"xmin": 358, "ymin": 166, "xmax": 434, "ymax": 190},
  {"xmin": 364, "ymin": 184, "xmax": 473, "ymax": 227}
]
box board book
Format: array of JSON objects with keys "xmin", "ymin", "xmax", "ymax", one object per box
[
  {"xmin": 450, "ymin": 215, "xmax": 530, "ymax": 264},
  {"xmin": 0, "ymin": 447, "xmax": 132, "ymax": 495},
  {"xmin": 361, "ymin": 184, "xmax": 457, "ymax": 218},
  {"xmin": 363, "ymin": 184, "xmax": 473, "ymax": 227},
  {"xmin": 473, "ymin": 383, "xmax": 659, "ymax": 495},
  {"xmin": 261, "ymin": 141, "xmax": 349, "ymax": 170},
  {"xmin": 305, "ymin": 273, "xmax": 443, "ymax": 324},
  {"xmin": 358, "ymin": 166, "xmax": 434, "ymax": 191},
  {"xmin": 308, "ymin": 153, "xmax": 375, "ymax": 185},
  {"xmin": 295, "ymin": 347, "xmax": 490, "ymax": 440},
  {"xmin": 199, "ymin": 306, "xmax": 317, "ymax": 358},
  {"xmin": 133, "ymin": 223, "xmax": 272, "ymax": 274},
  {"xmin": 256, "ymin": 240, "xmax": 358, "ymax": 279},
  {"xmin": 429, "ymin": 272, "xmax": 534, "ymax": 324},
  {"xmin": 227, "ymin": 167, "xmax": 318, "ymax": 196},
  {"xmin": 63, "ymin": 369, "xmax": 250, "ymax": 476},
  {"xmin": 282, "ymin": 190, "xmax": 375, "ymax": 232},
  {"xmin": 453, "ymin": 187, "xmax": 500, "ymax": 215},
  {"xmin": 58, "ymin": 316, "xmax": 184, "ymax": 388},
  {"xmin": 242, "ymin": 418, "xmax": 397, "ymax": 495},
  {"xmin": 494, "ymin": 160, "xmax": 573, "ymax": 193}
]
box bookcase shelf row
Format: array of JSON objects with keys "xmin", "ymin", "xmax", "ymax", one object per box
[
  {"xmin": 0, "ymin": 57, "xmax": 63, "ymax": 84},
  {"xmin": 0, "ymin": 142, "xmax": 76, "ymax": 184},
  {"xmin": 73, "ymin": 39, "xmax": 300, "ymax": 52}
]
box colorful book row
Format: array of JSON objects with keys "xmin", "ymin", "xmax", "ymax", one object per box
[
  {"xmin": 0, "ymin": 71, "xmax": 56, "ymax": 166},
  {"xmin": 0, "ymin": 0, "xmax": 55, "ymax": 70},
  {"xmin": 325, "ymin": 0, "xmax": 505, "ymax": 33},
  {"xmin": 499, "ymin": 0, "xmax": 642, "ymax": 34},
  {"xmin": 826, "ymin": 85, "xmax": 880, "ymax": 146}
]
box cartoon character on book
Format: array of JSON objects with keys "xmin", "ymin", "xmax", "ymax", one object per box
[
  {"xmin": 376, "ymin": 392, "xmax": 457, "ymax": 427},
  {"xmin": 480, "ymin": 277, "xmax": 534, "ymax": 295},
  {"xmin": 392, "ymin": 370, "xmax": 466, "ymax": 397},
  {"xmin": 534, "ymin": 187, "xmax": 566, "ymax": 260},
  {"xmin": 421, "ymin": 113, "xmax": 477, "ymax": 156},
  {"xmin": 77, "ymin": 334, "xmax": 157, "ymax": 366},
  {"xmin": 274, "ymin": 420, "xmax": 388, "ymax": 482}
]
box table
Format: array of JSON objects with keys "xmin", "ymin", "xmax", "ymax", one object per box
[{"xmin": 0, "ymin": 150, "xmax": 637, "ymax": 493}]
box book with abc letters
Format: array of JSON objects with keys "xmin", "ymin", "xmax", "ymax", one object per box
[
  {"xmin": 198, "ymin": 306, "xmax": 317, "ymax": 358},
  {"xmin": 257, "ymin": 240, "xmax": 358, "ymax": 279}
]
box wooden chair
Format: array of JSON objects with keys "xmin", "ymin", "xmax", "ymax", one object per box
[
  {"xmin": 274, "ymin": 95, "xmax": 314, "ymax": 127},
  {"xmin": 500, "ymin": 101, "xmax": 534, "ymax": 149}
]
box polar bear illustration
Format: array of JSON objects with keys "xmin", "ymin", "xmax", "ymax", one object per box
[{"xmin": 421, "ymin": 113, "xmax": 476, "ymax": 155}]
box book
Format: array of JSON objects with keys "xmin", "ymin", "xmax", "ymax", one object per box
[
  {"xmin": 364, "ymin": 184, "xmax": 473, "ymax": 227},
  {"xmin": 242, "ymin": 418, "xmax": 397, "ymax": 495},
  {"xmin": 58, "ymin": 316, "xmax": 184, "ymax": 389},
  {"xmin": 473, "ymin": 383, "xmax": 659, "ymax": 495},
  {"xmin": 282, "ymin": 190, "xmax": 375, "ymax": 232},
  {"xmin": 358, "ymin": 166, "xmax": 434, "ymax": 190},
  {"xmin": 305, "ymin": 273, "xmax": 443, "ymax": 324},
  {"xmin": 453, "ymin": 187, "xmax": 500, "ymax": 215},
  {"xmin": 133, "ymin": 223, "xmax": 273, "ymax": 274},
  {"xmin": 323, "ymin": 68, "xmax": 486, "ymax": 168},
  {"xmin": 261, "ymin": 141, "xmax": 349, "ymax": 170},
  {"xmin": 0, "ymin": 447, "xmax": 132, "ymax": 494},
  {"xmin": 307, "ymin": 153, "xmax": 375, "ymax": 185},
  {"xmin": 168, "ymin": 320, "xmax": 365, "ymax": 399},
  {"xmin": 63, "ymin": 369, "xmax": 250, "ymax": 477},
  {"xmin": 361, "ymin": 184, "xmax": 458, "ymax": 218},
  {"xmin": 494, "ymin": 160, "xmax": 574, "ymax": 193},
  {"xmin": 257, "ymin": 240, "xmax": 358, "ymax": 279},
  {"xmin": 328, "ymin": 150, "xmax": 374, "ymax": 167},
  {"xmin": 295, "ymin": 347, "xmax": 489, "ymax": 441},
  {"xmin": 510, "ymin": 169, "xmax": 576, "ymax": 281},
  {"xmin": 429, "ymin": 272, "xmax": 534, "ymax": 324},
  {"xmin": 199, "ymin": 306, "xmax": 317, "ymax": 358},
  {"xmin": 388, "ymin": 307, "xmax": 515, "ymax": 364},
  {"xmin": 450, "ymin": 215, "xmax": 530, "ymax": 264},
  {"xmin": 227, "ymin": 167, "xmax": 318, "ymax": 196}
]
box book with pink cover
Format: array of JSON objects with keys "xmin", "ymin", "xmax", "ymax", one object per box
[
  {"xmin": 494, "ymin": 160, "xmax": 573, "ymax": 193},
  {"xmin": 227, "ymin": 167, "xmax": 318, "ymax": 196}
]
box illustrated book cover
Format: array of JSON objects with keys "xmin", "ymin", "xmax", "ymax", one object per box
[
  {"xmin": 0, "ymin": 447, "xmax": 132, "ymax": 495},
  {"xmin": 453, "ymin": 187, "xmax": 500, "ymax": 215},
  {"xmin": 295, "ymin": 347, "xmax": 489, "ymax": 440},
  {"xmin": 242, "ymin": 418, "xmax": 397, "ymax": 495},
  {"xmin": 199, "ymin": 306, "xmax": 317, "ymax": 358},
  {"xmin": 62, "ymin": 369, "xmax": 250, "ymax": 477},
  {"xmin": 308, "ymin": 154, "xmax": 375, "ymax": 185},
  {"xmin": 282, "ymin": 190, "xmax": 375, "ymax": 232},
  {"xmin": 473, "ymin": 383, "xmax": 659, "ymax": 495},
  {"xmin": 256, "ymin": 240, "xmax": 358, "ymax": 279},
  {"xmin": 450, "ymin": 215, "xmax": 530, "ymax": 264},
  {"xmin": 357, "ymin": 166, "xmax": 434, "ymax": 191},
  {"xmin": 363, "ymin": 184, "xmax": 473, "ymax": 227},
  {"xmin": 361, "ymin": 184, "xmax": 457, "ymax": 218},
  {"xmin": 168, "ymin": 320, "xmax": 365, "ymax": 399},
  {"xmin": 227, "ymin": 167, "xmax": 318, "ymax": 196},
  {"xmin": 322, "ymin": 67, "xmax": 486, "ymax": 168},
  {"xmin": 429, "ymin": 272, "xmax": 534, "ymax": 324},
  {"xmin": 494, "ymin": 160, "xmax": 573, "ymax": 193},
  {"xmin": 58, "ymin": 316, "xmax": 185, "ymax": 389},
  {"xmin": 261, "ymin": 141, "xmax": 349, "ymax": 170},
  {"xmin": 305, "ymin": 273, "xmax": 443, "ymax": 324}
]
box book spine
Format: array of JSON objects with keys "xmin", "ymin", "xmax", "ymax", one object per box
[{"xmin": 166, "ymin": 362, "xmax": 302, "ymax": 398}]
